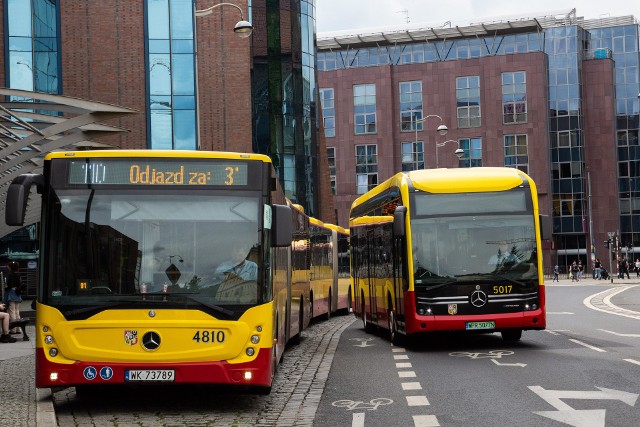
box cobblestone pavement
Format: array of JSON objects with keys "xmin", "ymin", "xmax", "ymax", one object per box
[
  {"xmin": 0, "ymin": 325, "xmax": 37, "ymax": 427},
  {"xmin": 51, "ymin": 314, "xmax": 355, "ymax": 427}
]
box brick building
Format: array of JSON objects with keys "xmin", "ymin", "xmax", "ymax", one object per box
[
  {"xmin": 317, "ymin": 10, "xmax": 639, "ymax": 270},
  {"xmin": 0, "ymin": 0, "xmax": 333, "ymax": 221}
]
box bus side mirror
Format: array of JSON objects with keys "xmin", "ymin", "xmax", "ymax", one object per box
[
  {"xmin": 393, "ymin": 206, "xmax": 407, "ymax": 237},
  {"xmin": 539, "ymin": 214, "xmax": 552, "ymax": 241},
  {"xmin": 271, "ymin": 204, "xmax": 292, "ymax": 247},
  {"xmin": 6, "ymin": 174, "xmax": 44, "ymax": 226}
]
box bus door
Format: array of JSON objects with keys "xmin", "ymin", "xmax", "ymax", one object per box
[
  {"xmin": 392, "ymin": 231, "xmax": 405, "ymax": 324},
  {"xmin": 366, "ymin": 227, "xmax": 378, "ymax": 324}
]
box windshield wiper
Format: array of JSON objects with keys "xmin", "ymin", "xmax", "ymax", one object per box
[{"xmin": 184, "ymin": 295, "xmax": 236, "ymax": 319}]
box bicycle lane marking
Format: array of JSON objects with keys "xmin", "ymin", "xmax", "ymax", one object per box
[{"xmin": 393, "ymin": 347, "xmax": 440, "ymax": 427}]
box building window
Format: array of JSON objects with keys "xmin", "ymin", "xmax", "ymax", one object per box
[
  {"xmin": 502, "ymin": 71, "xmax": 527, "ymax": 124},
  {"xmin": 355, "ymin": 144, "xmax": 378, "ymax": 194},
  {"xmin": 353, "ymin": 84, "xmax": 376, "ymax": 134},
  {"xmin": 400, "ymin": 81, "xmax": 423, "ymax": 131},
  {"xmin": 456, "ymin": 77, "xmax": 480, "ymax": 128},
  {"xmin": 458, "ymin": 137, "xmax": 482, "ymax": 167},
  {"xmin": 401, "ymin": 141, "xmax": 424, "ymax": 171},
  {"xmin": 320, "ymin": 88, "xmax": 335, "ymax": 138},
  {"xmin": 327, "ymin": 147, "xmax": 336, "ymax": 194},
  {"xmin": 504, "ymin": 134, "xmax": 528, "ymax": 173},
  {"xmin": 146, "ymin": 0, "xmax": 197, "ymax": 150},
  {"xmin": 6, "ymin": 0, "xmax": 60, "ymax": 95}
]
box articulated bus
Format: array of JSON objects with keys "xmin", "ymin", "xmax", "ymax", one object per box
[
  {"xmin": 5, "ymin": 150, "xmax": 348, "ymax": 394},
  {"xmin": 349, "ymin": 168, "xmax": 548, "ymax": 344}
]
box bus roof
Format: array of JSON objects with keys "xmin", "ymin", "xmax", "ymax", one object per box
[
  {"xmin": 407, "ymin": 167, "xmax": 532, "ymax": 193},
  {"xmin": 349, "ymin": 215, "xmax": 393, "ymax": 227},
  {"xmin": 44, "ymin": 150, "xmax": 273, "ymax": 163}
]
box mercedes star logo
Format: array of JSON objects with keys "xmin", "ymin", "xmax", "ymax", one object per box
[
  {"xmin": 470, "ymin": 290, "xmax": 488, "ymax": 308},
  {"xmin": 141, "ymin": 331, "xmax": 161, "ymax": 351}
]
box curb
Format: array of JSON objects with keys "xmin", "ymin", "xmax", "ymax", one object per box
[{"xmin": 36, "ymin": 388, "xmax": 57, "ymax": 427}]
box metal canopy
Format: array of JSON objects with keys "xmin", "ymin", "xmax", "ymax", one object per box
[
  {"xmin": 317, "ymin": 18, "xmax": 543, "ymax": 50},
  {"xmin": 0, "ymin": 88, "xmax": 138, "ymax": 239}
]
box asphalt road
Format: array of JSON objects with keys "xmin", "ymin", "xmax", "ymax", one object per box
[{"xmin": 316, "ymin": 282, "xmax": 640, "ymax": 427}]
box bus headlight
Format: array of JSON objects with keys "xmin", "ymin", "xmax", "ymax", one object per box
[
  {"xmin": 250, "ymin": 335, "xmax": 260, "ymax": 344},
  {"xmin": 45, "ymin": 335, "xmax": 54, "ymax": 345},
  {"xmin": 49, "ymin": 348, "xmax": 58, "ymax": 357},
  {"xmin": 246, "ymin": 347, "xmax": 255, "ymax": 356}
]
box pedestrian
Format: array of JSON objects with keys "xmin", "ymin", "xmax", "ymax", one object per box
[
  {"xmin": 0, "ymin": 303, "xmax": 18, "ymax": 343},
  {"xmin": 594, "ymin": 258, "xmax": 602, "ymax": 280},
  {"xmin": 624, "ymin": 259, "xmax": 631, "ymax": 279},
  {"xmin": 577, "ymin": 261, "xmax": 583, "ymax": 280},
  {"xmin": 553, "ymin": 264, "xmax": 559, "ymax": 282},
  {"xmin": 635, "ymin": 259, "xmax": 640, "ymax": 278},
  {"xmin": 3, "ymin": 261, "xmax": 23, "ymax": 334},
  {"xmin": 618, "ymin": 257, "xmax": 624, "ymax": 279},
  {"xmin": 571, "ymin": 261, "xmax": 579, "ymax": 282}
]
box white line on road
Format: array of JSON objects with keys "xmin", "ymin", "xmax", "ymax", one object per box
[
  {"xmin": 396, "ymin": 362, "xmax": 412, "ymax": 368},
  {"xmin": 569, "ymin": 339, "xmax": 607, "ymax": 352},
  {"xmin": 624, "ymin": 359, "xmax": 640, "ymax": 366},
  {"xmin": 394, "ymin": 354, "xmax": 410, "ymax": 360},
  {"xmin": 406, "ymin": 395, "xmax": 430, "ymax": 406},
  {"xmin": 598, "ymin": 329, "xmax": 640, "ymax": 337},
  {"xmin": 402, "ymin": 382, "xmax": 422, "ymax": 390},
  {"xmin": 413, "ymin": 414, "xmax": 440, "ymax": 427},
  {"xmin": 352, "ymin": 412, "xmax": 365, "ymax": 427},
  {"xmin": 544, "ymin": 330, "xmax": 560, "ymax": 335},
  {"xmin": 398, "ymin": 371, "xmax": 417, "ymax": 378},
  {"xmin": 392, "ymin": 348, "xmax": 406, "ymax": 352}
]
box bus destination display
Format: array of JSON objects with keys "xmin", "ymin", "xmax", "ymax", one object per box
[{"xmin": 68, "ymin": 160, "xmax": 248, "ymax": 186}]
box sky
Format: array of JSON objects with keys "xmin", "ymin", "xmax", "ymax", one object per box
[{"xmin": 316, "ymin": 0, "xmax": 640, "ymax": 34}]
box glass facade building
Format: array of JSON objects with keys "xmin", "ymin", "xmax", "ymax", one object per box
[{"xmin": 318, "ymin": 12, "xmax": 640, "ymax": 269}]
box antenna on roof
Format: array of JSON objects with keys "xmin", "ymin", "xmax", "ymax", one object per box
[{"xmin": 396, "ymin": 9, "xmax": 409, "ymax": 24}]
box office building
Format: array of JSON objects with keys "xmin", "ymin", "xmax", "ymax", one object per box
[{"xmin": 317, "ymin": 9, "xmax": 640, "ymax": 270}]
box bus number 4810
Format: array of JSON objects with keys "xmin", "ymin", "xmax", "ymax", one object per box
[{"xmin": 192, "ymin": 330, "xmax": 226, "ymax": 343}]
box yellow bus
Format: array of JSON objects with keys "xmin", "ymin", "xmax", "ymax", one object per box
[
  {"xmin": 6, "ymin": 150, "xmax": 303, "ymax": 394},
  {"xmin": 350, "ymin": 168, "xmax": 548, "ymax": 344}
]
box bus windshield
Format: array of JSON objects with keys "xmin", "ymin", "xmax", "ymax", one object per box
[
  {"xmin": 410, "ymin": 193, "xmax": 538, "ymax": 284},
  {"xmin": 44, "ymin": 189, "xmax": 263, "ymax": 314}
]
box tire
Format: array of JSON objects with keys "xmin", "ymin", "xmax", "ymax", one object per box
[
  {"xmin": 324, "ymin": 291, "xmax": 332, "ymax": 321},
  {"xmin": 501, "ymin": 329, "xmax": 522, "ymax": 342},
  {"xmin": 362, "ymin": 294, "xmax": 374, "ymax": 333}
]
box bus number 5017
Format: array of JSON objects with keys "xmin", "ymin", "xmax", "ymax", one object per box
[
  {"xmin": 192, "ymin": 330, "xmax": 226, "ymax": 343},
  {"xmin": 493, "ymin": 285, "xmax": 513, "ymax": 294}
]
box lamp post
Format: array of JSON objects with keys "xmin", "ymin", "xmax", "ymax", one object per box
[
  {"xmin": 413, "ymin": 114, "xmax": 449, "ymax": 169},
  {"xmin": 434, "ymin": 139, "xmax": 464, "ymax": 168},
  {"xmin": 193, "ymin": 1, "xmax": 253, "ymax": 148}
]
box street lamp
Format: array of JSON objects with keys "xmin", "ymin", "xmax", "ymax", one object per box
[
  {"xmin": 413, "ymin": 114, "xmax": 448, "ymax": 146},
  {"xmin": 434, "ymin": 139, "xmax": 464, "ymax": 168},
  {"xmin": 193, "ymin": 1, "xmax": 253, "ymax": 148},
  {"xmin": 194, "ymin": 2, "xmax": 253, "ymax": 37}
]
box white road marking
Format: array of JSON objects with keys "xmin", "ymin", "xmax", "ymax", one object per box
[
  {"xmin": 392, "ymin": 348, "xmax": 406, "ymax": 352},
  {"xmin": 491, "ymin": 359, "xmax": 527, "ymax": 367},
  {"xmin": 352, "ymin": 412, "xmax": 365, "ymax": 427},
  {"xmin": 547, "ymin": 311, "xmax": 574, "ymax": 314},
  {"xmin": 584, "ymin": 285, "xmax": 640, "ymax": 320},
  {"xmin": 398, "ymin": 371, "xmax": 417, "ymax": 378},
  {"xmin": 413, "ymin": 414, "xmax": 440, "ymax": 427},
  {"xmin": 396, "ymin": 362, "xmax": 412, "ymax": 368},
  {"xmin": 569, "ymin": 338, "xmax": 607, "ymax": 352},
  {"xmin": 402, "ymin": 382, "xmax": 422, "ymax": 390},
  {"xmin": 406, "ymin": 395, "xmax": 430, "ymax": 406},
  {"xmin": 598, "ymin": 329, "xmax": 640, "ymax": 338},
  {"xmin": 394, "ymin": 354, "xmax": 410, "ymax": 360},
  {"xmin": 624, "ymin": 358, "xmax": 640, "ymax": 366},
  {"xmin": 544, "ymin": 330, "xmax": 560, "ymax": 335}
]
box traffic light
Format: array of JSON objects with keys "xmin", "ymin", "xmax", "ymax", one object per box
[{"xmin": 604, "ymin": 239, "xmax": 611, "ymax": 249}]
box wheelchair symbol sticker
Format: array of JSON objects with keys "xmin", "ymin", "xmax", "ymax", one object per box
[{"xmin": 83, "ymin": 366, "xmax": 97, "ymax": 380}]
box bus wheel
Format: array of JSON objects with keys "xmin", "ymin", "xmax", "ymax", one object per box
[
  {"xmin": 362, "ymin": 294, "xmax": 373, "ymax": 333},
  {"xmin": 501, "ymin": 329, "xmax": 522, "ymax": 342},
  {"xmin": 324, "ymin": 290, "xmax": 332, "ymax": 320}
]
